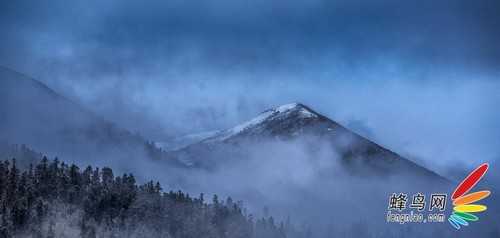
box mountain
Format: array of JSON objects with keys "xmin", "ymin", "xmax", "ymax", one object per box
[
  {"xmin": 171, "ymin": 103, "xmax": 446, "ymax": 180},
  {"xmin": 0, "ymin": 66, "xmax": 173, "ymax": 166},
  {"xmin": 167, "ymin": 103, "xmax": 453, "ymax": 237}
]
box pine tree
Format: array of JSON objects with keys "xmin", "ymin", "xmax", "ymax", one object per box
[{"xmin": 0, "ymin": 157, "xmax": 297, "ymax": 238}]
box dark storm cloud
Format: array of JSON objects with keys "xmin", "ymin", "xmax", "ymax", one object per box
[{"xmin": 2, "ymin": 0, "xmax": 500, "ymax": 73}]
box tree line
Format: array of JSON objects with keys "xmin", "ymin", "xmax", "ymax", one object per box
[{"xmin": 0, "ymin": 157, "xmax": 308, "ymax": 238}]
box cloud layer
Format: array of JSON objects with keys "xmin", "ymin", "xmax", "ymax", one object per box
[{"xmin": 1, "ymin": 0, "xmax": 499, "ymax": 173}]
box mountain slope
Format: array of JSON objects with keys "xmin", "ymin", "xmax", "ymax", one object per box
[
  {"xmin": 172, "ymin": 103, "xmax": 446, "ymax": 180},
  {"xmin": 0, "ymin": 66, "xmax": 172, "ymax": 166},
  {"xmin": 155, "ymin": 130, "xmax": 219, "ymax": 151}
]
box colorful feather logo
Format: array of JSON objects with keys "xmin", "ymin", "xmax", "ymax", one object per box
[{"xmin": 448, "ymin": 163, "xmax": 490, "ymax": 230}]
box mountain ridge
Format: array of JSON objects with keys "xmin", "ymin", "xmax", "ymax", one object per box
[
  {"xmin": 0, "ymin": 66, "xmax": 178, "ymax": 167},
  {"xmin": 0, "ymin": 66, "xmax": 448, "ymax": 181},
  {"xmin": 171, "ymin": 102, "xmax": 448, "ymax": 182}
]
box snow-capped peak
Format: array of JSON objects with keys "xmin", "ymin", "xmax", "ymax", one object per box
[
  {"xmin": 274, "ymin": 103, "xmax": 317, "ymax": 118},
  {"xmin": 203, "ymin": 103, "xmax": 319, "ymax": 142}
]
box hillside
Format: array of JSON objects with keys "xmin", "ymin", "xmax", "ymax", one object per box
[
  {"xmin": 171, "ymin": 103, "xmax": 446, "ymax": 180},
  {"xmin": 0, "ymin": 66, "xmax": 176, "ymax": 167}
]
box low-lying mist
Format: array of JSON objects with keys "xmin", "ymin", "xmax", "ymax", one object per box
[{"xmin": 103, "ymin": 136, "xmax": 496, "ymax": 238}]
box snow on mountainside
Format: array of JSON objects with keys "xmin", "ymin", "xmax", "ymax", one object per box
[
  {"xmin": 155, "ymin": 103, "xmax": 321, "ymax": 151},
  {"xmin": 156, "ymin": 103, "xmax": 316, "ymax": 151},
  {"xmin": 171, "ymin": 103, "xmax": 448, "ymax": 181},
  {"xmin": 203, "ymin": 103, "xmax": 318, "ymax": 142}
]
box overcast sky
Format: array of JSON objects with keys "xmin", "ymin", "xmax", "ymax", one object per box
[{"xmin": 1, "ymin": 0, "xmax": 499, "ymax": 171}]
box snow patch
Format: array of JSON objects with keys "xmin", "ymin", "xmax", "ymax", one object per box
[
  {"xmin": 275, "ymin": 103, "xmax": 317, "ymax": 118},
  {"xmin": 298, "ymin": 108, "xmax": 317, "ymax": 118},
  {"xmin": 204, "ymin": 103, "xmax": 319, "ymax": 142},
  {"xmin": 214, "ymin": 109, "xmax": 275, "ymax": 141},
  {"xmin": 276, "ymin": 103, "xmax": 300, "ymax": 112}
]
